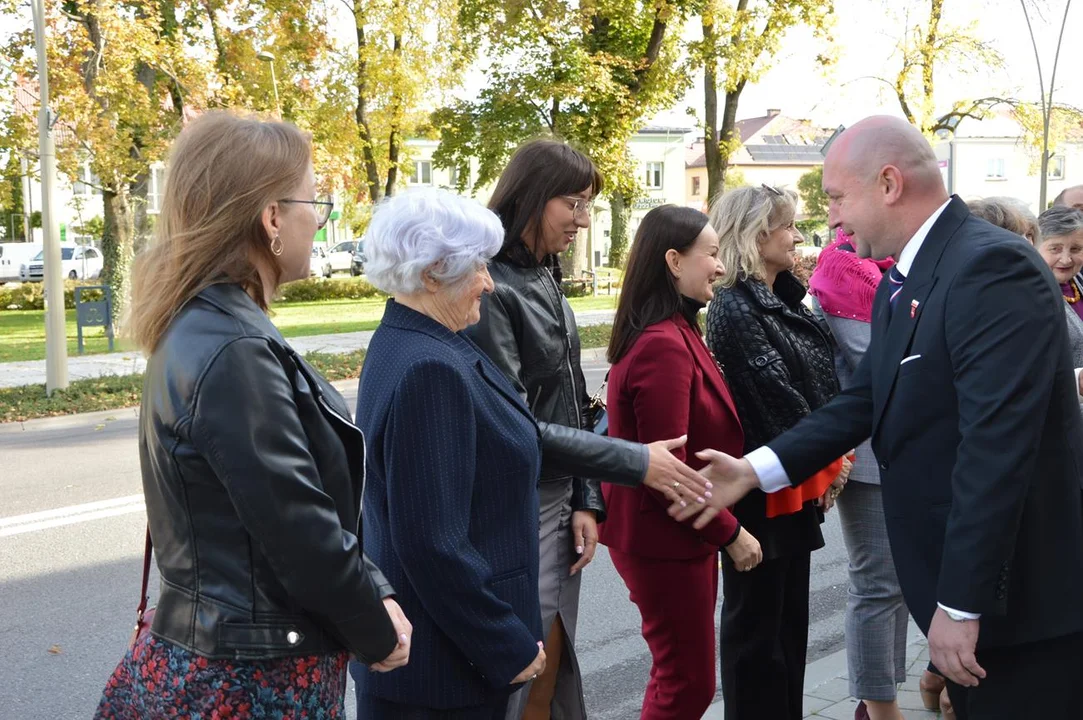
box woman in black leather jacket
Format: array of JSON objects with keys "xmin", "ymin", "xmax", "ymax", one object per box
[
  {"xmin": 704, "ymin": 185, "xmax": 843, "ymax": 720},
  {"xmin": 93, "ymin": 113, "xmax": 410, "ymax": 720},
  {"xmin": 466, "ymin": 140, "xmax": 709, "ymax": 720}
]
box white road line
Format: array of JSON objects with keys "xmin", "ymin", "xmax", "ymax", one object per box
[{"xmin": 0, "ymin": 495, "xmax": 145, "ymax": 537}]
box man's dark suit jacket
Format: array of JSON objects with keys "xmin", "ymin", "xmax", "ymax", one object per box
[
  {"xmin": 354, "ymin": 299, "xmax": 544, "ymax": 709},
  {"xmin": 769, "ymin": 197, "xmax": 1083, "ymax": 650}
]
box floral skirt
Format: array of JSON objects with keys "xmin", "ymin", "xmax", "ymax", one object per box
[{"xmin": 94, "ymin": 633, "xmax": 348, "ymax": 719}]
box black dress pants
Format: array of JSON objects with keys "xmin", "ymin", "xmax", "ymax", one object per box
[
  {"xmin": 945, "ymin": 631, "xmax": 1083, "ymax": 719},
  {"xmin": 720, "ymin": 551, "xmax": 812, "ymax": 720}
]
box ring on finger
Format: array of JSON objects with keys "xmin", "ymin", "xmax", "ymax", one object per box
[{"xmin": 672, "ymin": 481, "xmax": 681, "ymax": 490}]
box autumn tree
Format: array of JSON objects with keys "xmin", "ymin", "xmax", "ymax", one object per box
[
  {"xmin": 873, "ymin": 0, "xmax": 1007, "ymax": 137},
  {"xmin": 694, "ymin": 0, "xmax": 833, "ymax": 205},
  {"xmin": 348, "ymin": 0, "xmax": 464, "ymax": 205},
  {"xmin": 434, "ymin": 0, "xmax": 696, "ymax": 272}
]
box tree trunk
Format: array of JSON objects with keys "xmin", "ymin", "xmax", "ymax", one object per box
[
  {"xmin": 716, "ymin": 86, "xmax": 744, "ymax": 198},
  {"xmin": 101, "ymin": 188, "xmax": 134, "ymax": 322},
  {"xmin": 608, "ymin": 191, "xmax": 632, "ymax": 268},
  {"xmin": 354, "ymin": 9, "xmax": 382, "ymax": 204},
  {"xmin": 702, "ymin": 12, "xmax": 722, "ymax": 206}
]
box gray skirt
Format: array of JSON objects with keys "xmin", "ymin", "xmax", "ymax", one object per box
[{"xmin": 505, "ymin": 479, "xmax": 588, "ymax": 720}]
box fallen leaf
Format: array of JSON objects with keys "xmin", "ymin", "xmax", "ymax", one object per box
[{"xmin": 48, "ymin": 645, "xmax": 62, "ymax": 655}]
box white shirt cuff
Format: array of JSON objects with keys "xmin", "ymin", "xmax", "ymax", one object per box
[
  {"xmin": 745, "ymin": 446, "xmax": 792, "ymax": 494},
  {"xmin": 938, "ymin": 603, "xmax": 981, "ymax": 620},
  {"xmin": 1075, "ymin": 368, "xmax": 1082, "ymax": 402}
]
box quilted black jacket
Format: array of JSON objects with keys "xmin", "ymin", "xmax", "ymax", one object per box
[{"xmin": 705, "ymin": 271, "xmax": 840, "ymax": 559}]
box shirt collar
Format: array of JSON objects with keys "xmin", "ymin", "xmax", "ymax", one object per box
[{"xmin": 895, "ymin": 198, "xmax": 952, "ymax": 276}]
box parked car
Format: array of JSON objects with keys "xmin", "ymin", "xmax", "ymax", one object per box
[
  {"xmin": 350, "ymin": 245, "xmax": 367, "ymax": 277},
  {"xmin": 310, "ymin": 245, "xmax": 333, "ymax": 278},
  {"xmin": 326, "ymin": 240, "xmax": 359, "ymax": 275},
  {"xmin": 19, "ymin": 244, "xmax": 103, "ymax": 282},
  {"xmin": 0, "ymin": 243, "xmax": 43, "ymax": 282}
]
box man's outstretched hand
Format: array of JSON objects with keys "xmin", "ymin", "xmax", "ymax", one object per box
[{"xmin": 669, "ymin": 450, "xmax": 760, "ymax": 529}]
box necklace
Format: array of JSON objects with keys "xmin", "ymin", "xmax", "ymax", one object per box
[{"xmin": 1066, "ymin": 281, "xmax": 1081, "ymax": 304}]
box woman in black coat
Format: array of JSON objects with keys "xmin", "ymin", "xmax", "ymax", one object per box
[{"xmin": 705, "ymin": 184, "xmax": 845, "ymax": 720}]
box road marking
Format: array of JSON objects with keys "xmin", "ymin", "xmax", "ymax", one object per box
[{"xmin": 0, "ymin": 495, "xmax": 145, "ymax": 537}]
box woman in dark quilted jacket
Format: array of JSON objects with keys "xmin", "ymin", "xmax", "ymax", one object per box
[{"xmin": 705, "ymin": 184, "xmax": 848, "ymax": 720}]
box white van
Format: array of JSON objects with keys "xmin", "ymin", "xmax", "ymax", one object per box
[
  {"xmin": 0, "ymin": 243, "xmax": 43, "ymax": 282},
  {"xmin": 19, "ymin": 244, "xmax": 104, "ymax": 282}
]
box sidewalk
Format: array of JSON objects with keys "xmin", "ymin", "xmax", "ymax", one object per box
[
  {"xmin": 704, "ymin": 622, "xmax": 940, "ymax": 719},
  {"xmin": 0, "ymin": 309, "xmax": 617, "ymax": 389}
]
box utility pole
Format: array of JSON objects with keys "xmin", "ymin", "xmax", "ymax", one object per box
[
  {"xmin": 31, "ymin": 0, "xmax": 69, "ymax": 394},
  {"xmin": 1020, "ymin": 0, "xmax": 1074, "ymax": 210}
]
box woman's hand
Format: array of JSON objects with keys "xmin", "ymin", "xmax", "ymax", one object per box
[
  {"xmin": 723, "ymin": 528, "xmax": 763, "ymax": 572},
  {"xmin": 369, "ymin": 598, "xmax": 413, "ymax": 672},
  {"xmin": 817, "ymin": 455, "xmax": 852, "ymax": 514},
  {"xmin": 642, "ymin": 436, "xmax": 713, "ymax": 506},
  {"xmin": 570, "ymin": 510, "xmax": 598, "ymax": 576},
  {"xmin": 511, "ymin": 642, "xmax": 547, "ymax": 684}
]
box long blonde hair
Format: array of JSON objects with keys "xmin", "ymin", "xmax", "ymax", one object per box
[
  {"xmin": 127, "ymin": 112, "xmax": 312, "ymax": 352},
  {"xmin": 709, "ymin": 185, "xmax": 798, "ymax": 287}
]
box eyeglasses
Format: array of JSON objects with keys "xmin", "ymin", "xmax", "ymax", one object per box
[
  {"xmin": 280, "ymin": 194, "xmax": 335, "ymax": 229},
  {"xmin": 760, "ymin": 183, "xmax": 783, "ymax": 197},
  {"xmin": 561, "ymin": 196, "xmax": 595, "ymax": 217}
]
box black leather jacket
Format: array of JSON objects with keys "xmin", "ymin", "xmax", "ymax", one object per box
[
  {"xmin": 140, "ymin": 283, "xmax": 398, "ymax": 662},
  {"xmin": 467, "ymin": 257, "xmax": 648, "ymax": 520},
  {"xmin": 705, "ymin": 272, "xmax": 839, "ymax": 560}
]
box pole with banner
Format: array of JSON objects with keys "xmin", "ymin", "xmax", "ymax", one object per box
[{"xmin": 31, "ymin": 0, "xmax": 69, "ymax": 394}]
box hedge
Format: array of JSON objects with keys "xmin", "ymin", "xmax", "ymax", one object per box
[
  {"xmin": 0, "ymin": 281, "xmax": 105, "ymax": 312},
  {"xmin": 0, "ymin": 273, "xmax": 621, "ymax": 311}
]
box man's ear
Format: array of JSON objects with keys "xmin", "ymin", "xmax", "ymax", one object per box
[{"xmin": 881, "ymin": 165, "xmax": 904, "ymax": 205}]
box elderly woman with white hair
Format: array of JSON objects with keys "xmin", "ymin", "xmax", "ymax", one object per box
[{"xmin": 349, "ymin": 189, "xmax": 711, "ymax": 719}]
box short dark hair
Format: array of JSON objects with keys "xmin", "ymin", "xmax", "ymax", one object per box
[
  {"xmin": 607, "ymin": 205, "xmax": 711, "ymax": 364},
  {"xmin": 487, "ymin": 139, "xmax": 603, "ymax": 280}
]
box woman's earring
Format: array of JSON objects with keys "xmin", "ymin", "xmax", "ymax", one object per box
[{"xmin": 270, "ymin": 234, "xmax": 283, "ymax": 256}]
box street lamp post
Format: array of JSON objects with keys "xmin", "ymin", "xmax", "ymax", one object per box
[
  {"xmin": 31, "ymin": 0, "xmax": 69, "ymax": 395},
  {"xmin": 256, "ymin": 51, "xmax": 281, "ymax": 118}
]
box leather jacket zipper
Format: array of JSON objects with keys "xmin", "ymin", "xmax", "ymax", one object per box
[{"xmin": 540, "ymin": 266, "xmax": 581, "ymax": 429}]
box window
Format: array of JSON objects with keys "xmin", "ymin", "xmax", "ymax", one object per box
[
  {"xmin": 409, "ymin": 161, "xmax": 432, "ymax": 185},
  {"xmin": 84, "ymin": 248, "xmax": 99, "ymax": 259},
  {"xmin": 691, "ymin": 176, "xmax": 701, "ymax": 196},
  {"xmin": 1049, "ymin": 155, "xmax": 1066, "ymax": 180},
  {"xmin": 645, "ymin": 162, "xmax": 663, "ymax": 189},
  {"xmin": 147, "ymin": 166, "xmax": 166, "ymax": 214},
  {"xmin": 985, "ymin": 158, "xmax": 1006, "ymax": 180},
  {"xmin": 73, "ymin": 162, "xmax": 100, "ymax": 196}
]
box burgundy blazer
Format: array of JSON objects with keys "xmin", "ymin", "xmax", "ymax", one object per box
[{"xmin": 598, "ymin": 315, "xmax": 744, "ymax": 560}]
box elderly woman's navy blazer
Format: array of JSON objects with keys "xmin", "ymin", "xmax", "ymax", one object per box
[{"xmin": 353, "ymin": 299, "xmax": 544, "ymax": 711}]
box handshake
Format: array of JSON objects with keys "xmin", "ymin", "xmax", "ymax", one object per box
[{"xmin": 639, "ymin": 437, "xmax": 760, "ymax": 528}]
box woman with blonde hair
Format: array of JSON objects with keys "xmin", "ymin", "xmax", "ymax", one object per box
[
  {"xmin": 94, "ymin": 112, "xmax": 410, "ymax": 719},
  {"xmin": 705, "ymin": 184, "xmax": 844, "ymax": 720}
]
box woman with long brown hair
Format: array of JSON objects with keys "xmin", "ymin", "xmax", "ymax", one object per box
[
  {"xmin": 465, "ymin": 140, "xmax": 711, "ymax": 720},
  {"xmin": 94, "ymin": 112, "xmax": 410, "ymax": 719},
  {"xmin": 600, "ymin": 205, "xmax": 760, "ymax": 719}
]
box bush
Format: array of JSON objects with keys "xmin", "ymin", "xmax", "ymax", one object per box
[
  {"xmin": 0, "ymin": 280, "xmax": 105, "ymax": 312},
  {"xmin": 275, "ymin": 277, "xmax": 383, "ymax": 303},
  {"xmin": 792, "ymin": 253, "xmax": 819, "ymax": 286}
]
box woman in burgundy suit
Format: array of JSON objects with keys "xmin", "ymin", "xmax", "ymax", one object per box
[{"xmin": 599, "ymin": 205, "xmax": 762, "ymax": 719}]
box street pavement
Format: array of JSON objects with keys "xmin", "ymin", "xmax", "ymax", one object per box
[{"xmin": 0, "ymin": 358, "xmax": 935, "ymax": 719}]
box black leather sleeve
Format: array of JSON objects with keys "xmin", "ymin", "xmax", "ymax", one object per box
[
  {"xmin": 539, "ymin": 421, "xmax": 648, "ymax": 489},
  {"xmin": 570, "ymin": 479, "xmax": 607, "ymax": 522},
  {"xmin": 364, "ymin": 555, "xmax": 395, "ymax": 599},
  {"xmin": 189, "ymin": 337, "xmax": 398, "ymax": 664}
]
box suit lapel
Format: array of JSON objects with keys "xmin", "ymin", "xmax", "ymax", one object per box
[
  {"xmin": 871, "ymin": 197, "xmax": 969, "ymax": 430},
  {"xmin": 473, "ymin": 356, "xmax": 538, "ymax": 429},
  {"xmin": 678, "ymin": 319, "xmax": 740, "ymax": 421}
]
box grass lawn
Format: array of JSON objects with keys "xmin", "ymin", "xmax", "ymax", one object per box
[
  {"xmin": 0, "ymin": 324, "xmax": 615, "ymax": 422},
  {"xmin": 0, "ymin": 295, "xmax": 618, "ymax": 363}
]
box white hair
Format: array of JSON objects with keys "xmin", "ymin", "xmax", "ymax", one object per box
[{"xmin": 363, "ymin": 188, "xmax": 504, "ymax": 295}]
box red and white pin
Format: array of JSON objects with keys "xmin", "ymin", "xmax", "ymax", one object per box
[{"xmin": 910, "ymin": 299, "xmax": 920, "ymax": 318}]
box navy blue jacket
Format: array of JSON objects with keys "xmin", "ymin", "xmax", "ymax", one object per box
[{"xmin": 355, "ymin": 299, "xmax": 544, "ymax": 709}]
